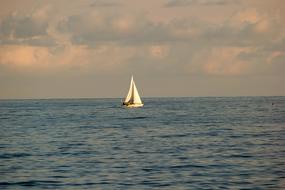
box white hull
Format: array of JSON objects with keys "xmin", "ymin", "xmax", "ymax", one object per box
[{"xmin": 123, "ymin": 103, "xmax": 144, "ymax": 108}]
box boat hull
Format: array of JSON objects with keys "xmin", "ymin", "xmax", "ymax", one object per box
[{"xmin": 123, "ymin": 103, "xmax": 144, "ymax": 108}]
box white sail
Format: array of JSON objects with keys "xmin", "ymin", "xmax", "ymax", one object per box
[
  {"xmin": 124, "ymin": 76, "xmax": 133, "ymax": 103},
  {"xmin": 123, "ymin": 76, "xmax": 143, "ymax": 107},
  {"xmin": 132, "ymin": 81, "xmax": 142, "ymax": 104}
]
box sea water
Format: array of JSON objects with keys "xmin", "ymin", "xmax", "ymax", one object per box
[{"xmin": 0, "ymin": 97, "xmax": 284, "ymax": 189}]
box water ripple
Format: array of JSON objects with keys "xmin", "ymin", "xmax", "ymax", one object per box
[{"xmin": 0, "ymin": 97, "xmax": 284, "ymax": 189}]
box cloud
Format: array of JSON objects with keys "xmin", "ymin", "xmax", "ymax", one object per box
[
  {"xmin": 58, "ymin": 10, "xmax": 230, "ymax": 47},
  {"xmin": 31, "ymin": 5, "xmax": 53, "ymax": 22},
  {"xmin": 0, "ymin": 10, "xmax": 55, "ymax": 46},
  {"xmin": 0, "ymin": 14, "xmax": 48, "ymax": 39},
  {"xmin": 230, "ymin": 8, "xmax": 274, "ymax": 34},
  {"xmin": 55, "ymin": 6, "xmax": 284, "ymax": 52},
  {"xmin": 57, "ymin": 11, "xmax": 174, "ymax": 46},
  {"xmin": 203, "ymin": 47, "xmax": 252, "ymax": 75},
  {"xmin": 90, "ymin": 0, "xmax": 122, "ymax": 7},
  {"xmin": 0, "ymin": 0, "xmax": 285, "ymax": 98},
  {"xmin": 0, "ymin": 42, "xmax": 138, "ymax": 76},
  {"xmin": 0, "ymin": 1, "xmax": 284, "ymax": 77},
  {"xmin": 0, "ymin": 45, "xmax": 51, "ymax": 67},
  {"xmin": 149, "ymin": 45, "xmax": 170, "ymax": 58},
  {"xmin": 267, "ymin": 51, "xmax": 285, "ymax": 65},
  {"xmin": 1, "ymin": 4, "xmax": 282, "ymax": 50},
  {"xmin": 165, "ymin": 0, "xmax": 239, "ymax": 7},
  {"xmin": 232, "ymin": 8, "xmax": 260, "ymax": 24},
  {"xmin": 264, "ymin": 38, "xmax": 285, "ymax": 52},
  {"xmin": 0, "ymin": 44, "xmax": 94, "ymax": 71}
]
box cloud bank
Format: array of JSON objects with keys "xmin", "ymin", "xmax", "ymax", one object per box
[{"xmin": 0, "ymin": 0, "xmax": 284, "ymax": 98}]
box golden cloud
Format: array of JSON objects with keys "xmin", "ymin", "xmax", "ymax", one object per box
[
  {"xmin": 149, "ymin": 45, "xmax": 170, "ymax": 59},
  {"xmin": 204, "ymin": 47, "xmax": 252, "ymax": 75},
  {"xmin": 0, "ymin": 43, "xmax": 137, "ymax": 74},
  {"xmin": 267, "ymin": 51, "xmax": 285, "ymax": 64},
  {"xmin": 0, "ymin": 45, "xmax": 51, "ymax": 67}
]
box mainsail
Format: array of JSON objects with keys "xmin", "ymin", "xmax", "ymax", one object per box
[{"xmin": 123, "ymin": 76, "xmax": 143, "ymax": 107}]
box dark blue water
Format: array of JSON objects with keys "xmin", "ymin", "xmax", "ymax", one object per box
[{"xmin": 1, "ymin": 97, "xmax": 284, "ymax": 189}]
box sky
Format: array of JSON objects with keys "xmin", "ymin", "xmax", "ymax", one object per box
[{"xmin": 0, "ymin": 0, "xmax": 284, "ymax": 99}]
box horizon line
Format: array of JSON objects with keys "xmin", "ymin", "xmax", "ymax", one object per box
[{"xmin": 0, "ymin": 95, "xmax": 284, "ymax": 101}]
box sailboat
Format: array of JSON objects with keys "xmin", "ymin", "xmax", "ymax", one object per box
[{"xmin": 122, "ymin": 76, "xmax": 144, "ymax": 108}]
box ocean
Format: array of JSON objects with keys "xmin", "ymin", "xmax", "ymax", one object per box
[{"xmin": 0, "ymin": 97, "xmax": 284, "ymax": 189}]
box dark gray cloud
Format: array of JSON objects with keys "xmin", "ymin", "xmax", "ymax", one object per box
[
  {"xmin": 0, "ymin": 14, "xmax": 54, "ymax": 46},
  {"xmin": 199, "ymin": 23, "xmax": 271, "ymax": 47},
  {"xmin": 57, "ymin": 10, "xmax": 281, "ymax": 53},
  {"xmin": 263, "ymin": 38, "xmax": 285, "ymax": 52},
  {"xmin": 0, "ymin": 36, "xmax": 55, "ymax": 46},
  {"xmin": 57, "ymin": 12, "xmax": 175, "ymax": 46},
  {"xmin": 58, "ymin": 13, "xmax": 199, "ymax": 46},
  {"xmin": 0, "ymin": 15, "xmax": 48, "ymax": 38}
]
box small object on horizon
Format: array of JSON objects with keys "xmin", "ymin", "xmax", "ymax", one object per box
[{"xmin": 122, "ymin": 76, "xmax": 144, "ymax": 108}]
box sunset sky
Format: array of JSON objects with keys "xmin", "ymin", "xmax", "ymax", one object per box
[{"xmin": 0, "ymin": 0, "xmax": 284, "ymax": 99}]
